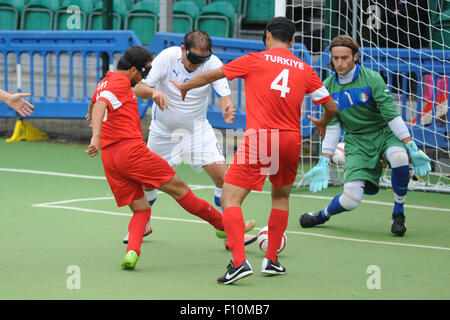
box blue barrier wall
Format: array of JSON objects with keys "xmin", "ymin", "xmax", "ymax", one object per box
[
  {"xmin": 0, "ymin": 30, "xmax": 143, "ymax": 118},
  {"xmin": 1, "ymin": 31, "xmax": 448, "ymax": 147}
]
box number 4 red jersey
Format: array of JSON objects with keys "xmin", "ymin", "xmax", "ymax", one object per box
[{"xmin": 221, "ymin": 47, "xmax": 331, "ymax": 134}]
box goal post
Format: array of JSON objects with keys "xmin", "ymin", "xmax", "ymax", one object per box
[{"xmin": 288, "ymin": 0, "xmax": 450, "ymax": 193}]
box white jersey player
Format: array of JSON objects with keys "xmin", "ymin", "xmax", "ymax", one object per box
[{"xmin": 124, "ymin": 31, "xmax": 257, "ymax": 248}]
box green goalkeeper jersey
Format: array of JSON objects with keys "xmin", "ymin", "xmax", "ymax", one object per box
[{"xmin": 323, "ymin": 65, "xmax": 400, "ymax": 134}]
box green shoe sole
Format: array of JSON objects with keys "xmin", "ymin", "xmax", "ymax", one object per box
[
  {"xmin": 215, "ymin": 219, "xmax": 256, "ymax": 239},
  {"xmin": 121, "ymin": 250, "xmax": 139, "ymax": 270}
]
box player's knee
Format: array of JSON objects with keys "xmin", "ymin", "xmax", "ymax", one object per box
[
  {"xmin": 220, "ymin": 193, "xmax": 242, "ymax": 210},
  {"xmin": 220, "ymin": 194, "xmax": 230, "ymax": 209},
  {"xmin": 214, "ymin": 176, "xmax": 225, "ymax": 188},
  {"xmin": 271, "ymin": 191, "xmax": 289, "ymax": 204},
  {"xmin": 159, "ymin": 175, "xmax": 189, "ymax": 199},
  {"xmin": 340, "ymin": 186, "xmax": 364, "ymax": 211},
  {"xmin": 387, "ymin": 148, "xmax": 409, "ymax": 168}
]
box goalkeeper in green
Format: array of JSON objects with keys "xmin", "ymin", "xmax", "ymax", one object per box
[{"xmin": 300, "ymin": 35, "xmax": 431, "ymax": 236}]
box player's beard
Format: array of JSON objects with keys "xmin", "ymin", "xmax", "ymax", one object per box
[{"xmin": 130, "ymin": 74, "xmax": 141, "ymax": 87}]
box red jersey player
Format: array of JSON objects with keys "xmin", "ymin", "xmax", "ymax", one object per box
[
  {"xmin": 172, "ymin": 17, "xmax": 338, "ymax": 284},
  {"xmin": 86, "ymin": 46, "xmax": 254, "ymax": 270}
]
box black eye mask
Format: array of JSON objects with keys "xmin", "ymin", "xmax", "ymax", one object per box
[
  {"xmin": 140, "ymin": 64, "xmax": 152, "ymax": 78},
  {"xmin": 186, "ymin": 49, "xmax": 212, "ymax": 65},
  {"xmin": 118, "ymin": 56, "xmax": 151, "ymax": 78}
]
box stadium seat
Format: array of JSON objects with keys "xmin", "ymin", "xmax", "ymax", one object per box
[
  {"xmin": 195, "ymin": 2, "xmax": 236, "ymax": 38},
  {"xmin": 208, "ymin": 0, "xmax": 244, "ymax": 15},
  {"xmin": 54, "ymin": 0, "xmax": 94, "ymax": 30},
  {"xmin": 244, "ymin": 0, "xmax": 273, "ymax": 23},
  {"xmin": 123, "ymin": 0, "xmax": 133, "ymax": 10},
  {"xmin": 176, "ymin": 0, "xmax": 206, "ymax": 11},
  {"xmin": 173, "ymin": 1, "xmax": 200, "ymax": 34},
  {"xmin": 21, "ymin": 0, "xmax": 60, "ymax": 30},
  {"xmin": 0, "ymin": 0, "xmax": 25, "ymax": 30},
  {"xmin": 88, "ymin": 0, "xmax": 128, "ymax": 30},
  {"xmin": 125, "ymin": 0, "xmax": 159, "ymax": 45},
  {"xmin": 238, "ymin": 0, "xmax": 274, "ymax": 36}
]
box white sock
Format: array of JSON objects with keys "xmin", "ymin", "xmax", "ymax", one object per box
[{"xmin": 214, "ymin": 186, "xmax": 223, "ymax": 214}]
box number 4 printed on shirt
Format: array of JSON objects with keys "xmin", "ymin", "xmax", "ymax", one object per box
[{"xmin": 271, "ymin": 69, "xmax": 290, "ymax": 98}]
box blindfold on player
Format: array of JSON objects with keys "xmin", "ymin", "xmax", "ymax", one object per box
[{"xmin": 185, "ymin": 49, "xmax": 212, "ymax": 65}]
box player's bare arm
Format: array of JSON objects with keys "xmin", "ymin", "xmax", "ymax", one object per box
[
  {"xmin": 218, "ymin": 95, "xmax": 236, "ymax": 124},
  {"xmin": 170, "ymin": 68, "xmax": 226, "ymax": 101},
  {"xmin": 133, "ymin": 82, "xmax": 168, "ymax": 110},
  {"xmin": 308, "ymin": 99, "xmax": 338, "ymax": 139},
  {"xmin": 85, "ymin": 101, "xmax": 94, "ymax": 125},
  {"xmin": 86, "ymin": 100, "xmax": 107, "ymax": 158},
  {"xmin": 0, "ymin": 88, "xmax": 34, "ymax": 117}
]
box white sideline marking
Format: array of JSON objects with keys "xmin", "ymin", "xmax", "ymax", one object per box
[
  {"xmin": 286, "ymin": 230, "xmax": 450, "ymax": 251},
  {"xmin": 4, "ymin": 167, "xmax": 450, "ymax": 250},
  {"xmin": 2, "ymin": 167, "xmax": 450, "ymax": 212},
  {"xmin": 32, "ymin": 196, "xmax": 450, "ymax": 252},
  {"xmin": 0, "ymin": 168, "xmax": 106, "ymax": 180}
]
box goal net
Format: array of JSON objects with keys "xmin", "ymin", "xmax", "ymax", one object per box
[{"xmin": 289, "ymin": 0, "xmax": 450, "ymax": 193}]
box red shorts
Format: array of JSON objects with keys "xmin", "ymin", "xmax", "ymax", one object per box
[
  {"xmin": 225, "ymin": 131, "xmax": 301, "ymax": 191},
  {"xmin": 101, "ymin": 139, "xmax": 176, "ymax": 207}
]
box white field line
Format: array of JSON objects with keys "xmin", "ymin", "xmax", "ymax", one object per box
[
  {"xmin": 32, "ymin": 196, "xmax": 450, "ymax": 252},
  {"xmin": 3, "ymin": 167, "xmax": 450, "ymax": 250},
  {"xmin": 3, "ymin": 167, "xmax": 447, "ymax": 212},
  {"xmin": 32, "ymin": 195, "xmax": 211, "ymax": 224},
  {"xmin": 0, "ymin": 168, "xmax": 107, "ymax": 180}
]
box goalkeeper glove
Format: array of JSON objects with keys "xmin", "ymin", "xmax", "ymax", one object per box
[
  {"xmin": 405, "ymin": 140, "xmax": 432, "ymax": 177},
  {"xmin": 304, "ymin": 156, "xmax": 330, "ymax": 193}
]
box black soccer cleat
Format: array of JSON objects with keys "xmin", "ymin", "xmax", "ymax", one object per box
[
  {"xmin": 217, "ymin": 259, "xmax": 253, "ymax": 285},
  {"xmin": 391, "ymin": 212, "xmax": 407, "ymax": 236},
  {"xmin": 299, "ymin": 211, "xmax": 328, "ymax": 228},
  {"xmin": 261, "ymin": 258, "xmax": 286, "ymax": 275}
]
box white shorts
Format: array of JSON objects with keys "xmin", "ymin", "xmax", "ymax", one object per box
[{"xmin": 147, "ymin": 119, "xmax": 225, "ymax": 172}]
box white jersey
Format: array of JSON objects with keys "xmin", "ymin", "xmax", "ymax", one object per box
[{"xmin": 142, "ymin": 46, "xmax": 231, "ymax": 132}]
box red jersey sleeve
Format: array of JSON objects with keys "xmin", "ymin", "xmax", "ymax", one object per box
[
  {"xmin": 94, "ymin": 75, "xmax": 131, "ymax": 111},
  {"xmin": 221, "ymin": 53, "xmax": 254, "ymax": 81},
  {"xmin": 307, "ymin": 68, "xmax": 332, "ymax": 105}
]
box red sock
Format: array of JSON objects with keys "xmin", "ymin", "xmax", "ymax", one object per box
[
  {"xmin": 265, "ymin": 209, "xmax": 289, "ymax": 262},
  {"xmin": 127, "ymin": 209, "xmax": 151, "ymax": 256},
  {"xmin": 223, "ymin": 207, "xmax": 246, "ymax": 267},
  {"xmin": 177, "ymin": 189, "xmax": 224, "ymax": 230}
]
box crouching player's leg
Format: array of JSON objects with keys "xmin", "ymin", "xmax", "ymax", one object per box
[
  {"xmin": 386, "ymin": 146, "xmax": 410, "ymax": 236},
  {"xmin": 300, "ymin": 180, "xmax": 365, "ymax": 227}
]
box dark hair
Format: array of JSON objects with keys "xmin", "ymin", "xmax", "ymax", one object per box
[
  {"xmin": 328, "ymin": 35, "xmax": 361, "ymax": 69},
  {"xmin": 184, "ymin": 30, "xmax": 212, "ymax": 51},
  {"xmin": 263, "ymin": 16, "xmax": 296, "ymax": 45},
  {"xmin": 117, "ymin": 45, "xmax": 154, "ymax": 72}
]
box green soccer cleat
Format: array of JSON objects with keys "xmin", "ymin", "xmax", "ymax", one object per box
[
  {"xmin": 121, "ymin": 250, "xmax": 139, "ymax": 270},
  {"xmin": 215, "ymin": 219, "xmax": 255, "ymax": 239}
]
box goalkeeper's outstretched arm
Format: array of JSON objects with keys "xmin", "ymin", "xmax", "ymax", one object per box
[
  {"xmin": 388, "ymin": 116, "xmax": 431, "ymax": 177},
  {"xmin": 320, "ymin": 123, "xmax": 342, "ymax": 159},
  {"xmin": 307, "ymin": 99, "xmax": 338, "ymax": 139}
]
